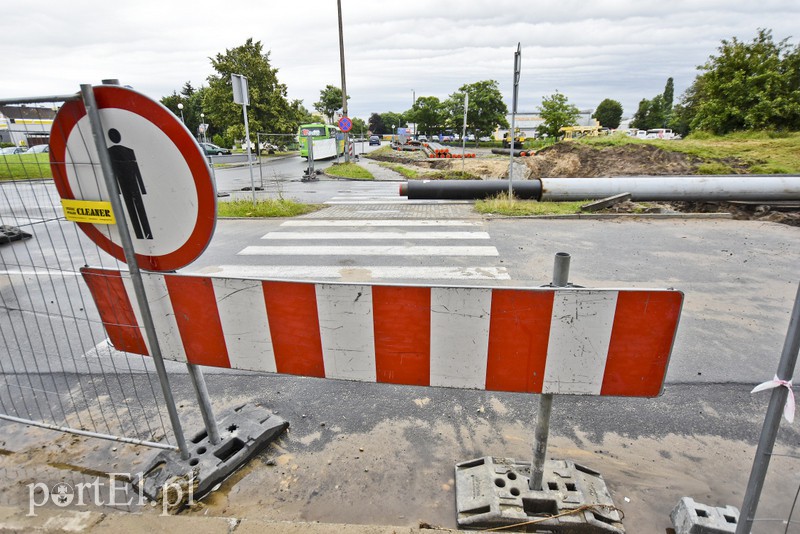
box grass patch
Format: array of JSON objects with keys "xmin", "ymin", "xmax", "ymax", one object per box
[
  {"xmin": 218, "ymin": 198, "xmax": 322, "ymax": 218},
  {"xmin": 578, "ymin": 133, "xmax": 646, "ymax": 148},
  {"xmin": 363, "ymin": 146, "xmax": 394, "ymax": 158},
  {"xmin": 377, "ymin": 162, "xmax": 420, "ymax": 179},
  {"xmin": 325, "ymin": 162, "xmax": 374, "ymax": 180},
  {"xmin": 696, "ymin": 162, "xmax": 734, "ymax": 175},
  {"xmin": 259, "ymin": 151, "xmax": 296, "ymax": 158},
  {"xmin": 576, "ymin": 131, "xmax": 800, "ymax": 173},
  {"xmin": 427, "ymin": 170, "xmax": 479, "ymax": 180},
  {"xmin": 0, "ymin": 153, "xmax": 52, "ymax": 180},
  {"xmin": 475, "ymin": 192, "xmax": 586, "ymax": 216}
]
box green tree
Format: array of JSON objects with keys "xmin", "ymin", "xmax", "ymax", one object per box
[
  {"xmin": 351, "ymin": 117, "xmax": 368, "ymax": 137},
  {"xmin": 444, "ymin": 80, "xmax": 508, "ymax": 143},
  {"xmin": 161, "ymin": 82, "xmax": 208, "ymax": 139},
  {"xmin": 381, "ymin": 111, "xmax": 407, "ymax": 133},
  {"xmin": 314, "ymin": 85, "xmax": 348, "ymax": 123},
  {"xmin": 631, "ymin": 94, "xmax": 666, "ymax": 130},
  {"xmin": 536, "ymin": 92, "xmax": 580, "ymax": 139},
  {"xmin": 630, "ymin": 77, "xmax": 675, "ymax": 130},
  {"xmin": 405, "ymin": 96, "xmax": 444, "ymax": 136},
  {"xmin": 203, "ymin": 38, "xmax": 300, "ymax": 147},
  {"xmin": 593, "ymin": 98, "xmax": 623, "ymax": 129},
  {"xmin": 662, "ymin": 77, "xmax": 674, "ymax": 126},
  {"xmin": 368, "ymin": 113, "xmax": 386, "ymax": 135},
  {"xmin": 687, "ymin": 29, "xmax": 800, "ymax": 134}
]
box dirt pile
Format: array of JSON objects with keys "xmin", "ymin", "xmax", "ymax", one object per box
[{"xmin": 525, "ymin": 142, "xmax": 701, "ymax": 177}]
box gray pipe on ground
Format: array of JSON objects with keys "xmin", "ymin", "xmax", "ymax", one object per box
[
  {"xmin": 540, "ymin": 176, "xmax": 800, "ymax": 201},
  {"xmin": 400, "ymin": 176, "xmax": 800, "ymax": 202}
]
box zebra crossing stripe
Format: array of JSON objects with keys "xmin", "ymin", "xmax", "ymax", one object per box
[
  {"xmin": 237, "ymin": 245, "xmax": 499, "ymax": 256},
  {"xmin": 82, "ymin": 268, "xmax": 683, "ymax": 397},
  {"xmin": 260, "ymin": 231, "xmax": 490, "ymax": 240},
  {"xmin": 197, "ymin": 266, "xmax": 510, "ymax": 281},
  {"xmin": 280, "ymin": 220, "xmax": 483, "ymax": 227}
]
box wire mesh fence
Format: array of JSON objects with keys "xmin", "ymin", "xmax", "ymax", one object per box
[{"xmin": 0, "ymin": 96, "xmax": 176, "ymax": 450}]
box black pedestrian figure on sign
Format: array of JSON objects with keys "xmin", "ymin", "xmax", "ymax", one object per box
[{"xmin": 107, "ymin": 128, "xmax": 153, "ymax": 239}]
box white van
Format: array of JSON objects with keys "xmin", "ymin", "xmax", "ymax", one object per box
[{"xmin": 645, "ymin": 128, "xmax": 679, "ymax": 140}]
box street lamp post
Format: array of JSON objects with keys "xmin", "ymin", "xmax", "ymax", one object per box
[{"xmin": 177, "ymin": 102, "xmax": 185, "ymax": 124}]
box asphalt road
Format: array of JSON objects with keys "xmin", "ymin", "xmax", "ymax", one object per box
[
  {"xmin": 211, "ymin": 140, "xmax": 382, "ymax": 196},
  {"xmin": 2, "ymin": 178, "xmax": 800, "ymax": 531}
]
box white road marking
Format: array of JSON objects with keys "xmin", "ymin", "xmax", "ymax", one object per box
[
  {"xmin": 195, "ymin": 265, "xmax": 510, "ymax": 280},
  {"xmin": 281, "ymin": 220, "xmax": 483, "ymax": 227},
  {"xmin": 260, "ymin": 231, "xmax": 490, "ymax": 240},
  {"xmin": 238, "ymin": 245, "xmax": 499, "ymax": 256}
]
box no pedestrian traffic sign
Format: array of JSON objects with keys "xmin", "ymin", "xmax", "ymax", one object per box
[
  {"xmin": 338, "ymin": 116, "xmax": 352, "ymax": 133},
  {"xmin": 50, "ymin": 85, "xmax": 216, "ymax": 272}
]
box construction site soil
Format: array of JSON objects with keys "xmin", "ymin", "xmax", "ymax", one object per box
[{"xmin": 370, "ymin": 143, "xmax": 800, "ymax": 226}]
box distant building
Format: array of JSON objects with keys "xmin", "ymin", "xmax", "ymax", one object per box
[
  {"xmin": 495, "ymin": 112, "xmax": 544, "ymax": 140},
  {"xmin": 0, "ymin": 105, "xmax": 57, "ymax": 147},
  {"xmin": 495, "ymin": 109, "xmax": 599, "ymax": 140}
]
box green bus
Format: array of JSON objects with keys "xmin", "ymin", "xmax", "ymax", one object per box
[{"xmin": 298, "ymin": 123, "xmax": 345, "ymax": 159}]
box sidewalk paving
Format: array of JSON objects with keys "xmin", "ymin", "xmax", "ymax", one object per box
[{"xmin": 352, "ymin": 157, "xmax": 404, "ymax": 181}]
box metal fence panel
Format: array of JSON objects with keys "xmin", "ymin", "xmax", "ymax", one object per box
[{"xmin": 0, "ymin": 96, "xmax": 176, "ymax": 450}]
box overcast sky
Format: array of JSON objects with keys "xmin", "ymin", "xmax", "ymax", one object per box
[{"xmin": 3, "ymin": 1, "xmax": 799, "ymax": 121}]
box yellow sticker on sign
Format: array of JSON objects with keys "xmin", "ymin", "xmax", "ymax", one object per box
[{"xmin": 61, "ymin": 199, "xmax": 116, "ymax": 225}]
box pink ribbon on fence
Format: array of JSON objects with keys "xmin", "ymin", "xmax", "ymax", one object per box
[{"xmin": 751, "ymin": 375, "xmax": 795, "ymax": 423}]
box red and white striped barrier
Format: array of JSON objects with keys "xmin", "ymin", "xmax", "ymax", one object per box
[{"xmin": 82, "ymin": 268, "xmax": 682, "ymax": 397}]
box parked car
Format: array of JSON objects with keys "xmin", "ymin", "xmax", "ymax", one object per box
[
  {"xmin": 199, "ymin": 142, "xmax": 231, "ymax": 155},
  {"xmin": 0, "ymin": 146, "xmax": 28, "ymax": 155},
  {"xmin": 418, "ymin": 135, "xmax": 428, "ymax": 142},
  {"xmin": 26, "ymin": 144, "xmax": 49, "ymax": 154},
  {"xmin": 369, "ymin": 135, "xmax": 381, "ymax": 146}
]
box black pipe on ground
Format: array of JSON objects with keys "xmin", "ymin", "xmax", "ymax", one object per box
[{"xmin": 400, "ymin": 179, "xmax": 541, "ymax": 200}]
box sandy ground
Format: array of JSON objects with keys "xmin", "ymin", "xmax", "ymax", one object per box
[{"xmin": 1, "ymin": 377, "xmax": 798, "ymax": 533}]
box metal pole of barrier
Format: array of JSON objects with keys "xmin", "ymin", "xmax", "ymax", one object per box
[
  {"xmin": 307, "ymin": 134, "xmax": 315, "ymax": 177},
  {"xmin": 79, "ymin": 84, "xmax": 191, "ymax": 460},
  {"xmin": 186, "ymin": 363, "xmax": 221, "ymax": 445},
  {"xmin": 736, "ymin": 282, "xmax": 800, "ymax": 534},
  {"xmin": 530, "ymin": 252, "xmax": 570, "ymax": 490}
]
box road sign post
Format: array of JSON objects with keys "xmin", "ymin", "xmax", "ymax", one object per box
[
  {"xmin": 461, "ymin": 93, "xmax": 469, "ymax": 175},
  {"xmin": 232, "ymin": 74, "xmax": 256, "ymax": 206},
  {"xmin": 508, "ymin": 42, "xmax": 521, "ymax": 194}
]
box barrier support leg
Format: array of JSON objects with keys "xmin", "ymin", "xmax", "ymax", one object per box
[
  {"xmin": 455, "ymin": 252, "xmax": 624, "ymax": 532},
  {"xmin": 530, "ymin": 252, "xmax": 570, "ymax": 490},
  {"xmin": 186, "ymin": 363, "xmax": 221, "ymax": 445}
]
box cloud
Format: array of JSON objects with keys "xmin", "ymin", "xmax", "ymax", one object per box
[{"xmin": 2, "ymin": 0, "xmax": 799, "ymax": 121}]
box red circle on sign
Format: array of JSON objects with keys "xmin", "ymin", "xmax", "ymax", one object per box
[
  {"xmin": 338, "ymin": 116, "xmax": 352, "ymax": 133},
  {"xmin": 49, "ymin": 85, "xmax": 216, "ymax": 272}
]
